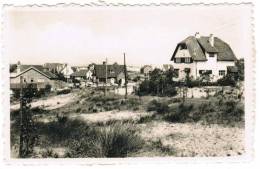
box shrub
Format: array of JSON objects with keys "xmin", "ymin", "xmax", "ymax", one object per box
[
  {"xmin": 36, "ymin": 119, "xmax": 88, "ymax": 144},
  {"xmin": 57, "ymin": 115, "xmax": 68, "ymax": 124},
  {"xmin": 147, "ymin": 99, "xmax": 170, "ymax": 114},
  {"xmin": 138, "ymin": 115, "xmax": 155, "ymax": 124},
  {"xmin": 165, "ymin": 102, "xmax": 194, "ymax": 123},
  {"xmin": 163, "ymin": 85, "xmax": 178, "ymax": 97},
  {"xmin": 164, "ymin": 98, "xmax": 244, "ymax": 125},
  {"xmin": 41, "ymin": 149, "xmax": 59, "ymax": 158},
  {"xmin": 192, "ymin": 102, "xmax": 216, "ymax": 122},
  {"xmin": 76, "ymin": 108, "xmax": 81, "ymax": 113},
  {"xmin": 126, "ymin": 97, "xmax": 140, "ymax": 110},
  {"xmin": 217, "ymin": 74, "xmax": 236, "ymax": 87},
  {"xmin": 67, "ymin": 122, "xmax": 143, "ymax": 157},
  {"xmin": 57, "ymin": 88, "xmax": 71, "ymax": 95},
  {"xmin": 220, "ymin": 100, "xmax": 244, "ymax": 123}
]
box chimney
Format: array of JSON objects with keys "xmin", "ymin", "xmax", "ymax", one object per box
[
  {"xmin": 195, "ymin": 32, "xmax": 200, "ymax": 39},
  {"xmin": 209, "ymin": 34, "xmax": 214, "ymax": 47},
  {"xmin": 17, "ymin": 61, "xmax": 21, "ymax": 74}
]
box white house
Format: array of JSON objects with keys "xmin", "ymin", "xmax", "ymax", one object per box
[
  {"xmin": 171, "ymin": 32, "xmax": 237, "ymax": 82},
  {"xmin": 60, "ymin": 64, "xmax": 74, "ymax": 79}
]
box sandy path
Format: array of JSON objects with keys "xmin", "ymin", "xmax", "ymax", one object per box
[
  {"xmin": 69, "ymin": 110, "xmax": 152, "ymax": 124},
  {"xmin": 10, "ymin": 93, "xmax": 77, "ymax": 111},
  {"xmin": 139, "ymin": 121, "xmax": 244, "ymax": 157}
]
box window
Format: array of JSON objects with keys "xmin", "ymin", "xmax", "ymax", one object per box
[
  {"xmin": 209, "ymin": 53, "xmax": 215, "ymax": 57},
  {"xmin": 199, "ymin": 70, "xmax": 212, "ymax": 75},
  {"xmin": 174, "ymin": 69, "xmax": 179, "ymax": 78},
  {"xmin": 185, "ymin": 57, "xmax": 191, "ymax": 63},
  {"xmin": 219, "ymin": 70, "xmax": 225, "ymax": 76},
  {"xmin": 175, "ymin": 58, "xmax": 181, "ymax": 63},
  {"xmin": 184, "ymin": 68, "xmax": 190, "ymax": 73},
  {"xmin": 31, "ymin": 78, "xmax": 34, "ymax": 83},
  {"xmin": 180, "ymin": 44, "xmax": 187, "ymax": 50},
  {"xmin": 206, "ymin": 70, "xmax": 212, "ymax": 74}
]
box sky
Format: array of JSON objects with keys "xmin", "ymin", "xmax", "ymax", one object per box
[{"xmin": 4, "ymin": 5, "xmax": 252, "ymax": 67}]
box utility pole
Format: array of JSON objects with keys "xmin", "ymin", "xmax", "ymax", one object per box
[
  {"xmin": 124, "ymin": 53, "xmax": 128, "ymax": 99},
  {"xmin": 105, "ymin": 58, "xmax": 108, "ymax": 96},
  {"xmin": 19, "ymin": 76, "xmax": 24, "ymax": 157}
]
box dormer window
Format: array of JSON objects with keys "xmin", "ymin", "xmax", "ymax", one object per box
[
  {"xmin": 180, "ymin": 44, "xmax": 187, "ymax": 50},
  {"xmin": 175, "ymin": 58, "xmax": 181, "ymax": 63},
  {"xmin": 185, "ymin": 57, "xmax": 191, "ymax": 63},
  {"xmin": 209, "ymin": 53, "xmax": 215, "ymax": 57}
]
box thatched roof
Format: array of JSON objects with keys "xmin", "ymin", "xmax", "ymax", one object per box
[
  {"xmin": 94, "ymin": 64, "xmax": 125, "ymax": 79},
  {"xmin": 171, "ymin": 35, "xmax": 237, "ymax": 61}
]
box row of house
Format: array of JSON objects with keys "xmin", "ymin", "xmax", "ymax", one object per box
[{"xmin": 10, "ymin": 61, "xmax": 126, "ymax": 91}]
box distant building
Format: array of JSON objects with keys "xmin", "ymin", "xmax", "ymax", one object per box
[
  {"xmin": 10, "ymin": 62, "xmax": 57, "ymax": 90},
  {"xmin": 60, "ymin": 64, "xmax": 74, "ymax": 79},
  {"xmin": 43, "ymin": 63, "xmax": 65, "ymax": 74},
  {"xmin": 140, "ymin": 65, "xmax": 153, "ymax": 76},
  {"xmin": 162, "ymin": 64, "xmax": 173, "ymax": 71},
  {"xmin": 93, "ymin": 62, "xmax": 126, "ymax": 85},
  {"xmin": 70, "ymin": 69, "xmax": 93, "ymax": 81},
  {"xmin": 171, "ymin": 32, "xmax": 237, "ymax": 81}
]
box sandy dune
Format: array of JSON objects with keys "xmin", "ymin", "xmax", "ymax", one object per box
[{"xmin": 139, "ymin": 121, "xmax": 244, "ymax": 157}]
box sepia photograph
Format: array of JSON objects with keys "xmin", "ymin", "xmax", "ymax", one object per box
[{"xmin": 2, "ymin": 3, "xmax": 253, "ymax": 159}]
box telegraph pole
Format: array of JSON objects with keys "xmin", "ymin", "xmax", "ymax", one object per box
[
  {"xmin": 105, "ymin": 58, "xmax": 108, "ymax": 96},
  {"xmin": 124, "ymin": 53, "xmax": 128, "ymax": 99},
  {"xmin": 19, "ymin": 76, "xmax": 24, "ymax": 157}
]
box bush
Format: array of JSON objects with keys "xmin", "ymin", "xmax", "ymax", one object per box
[
  {"xmin": 220, "ymin": 100, "xmax": 244, "ymax": 122},
  {"xmin": 67, "ymin": 122, "xmax": 143, "ymax": 157},
  {"xmin": 147, "ymin": 99, "xmax": 170, "ymax": 114},
  {"xmin": 164, "ymin": 99, "xmax": 244, "ymax": 125},
  {"xmin": 217, "ymin": 74, "xmax": 236, "ymax": 87},
  {"xmin": 41, "ymin": 149, "xmax": 59, "ymax": 158},
  {"xmin": 138, "ymin": 115, "xmax": 155, "ymax": 124},
  {"xmin": 126, "ymin": 97, "xmax": 140, "ymax": 110},
  {"xmin": 57, "ymin": 88, "xmax": 71, "ymax": 95},
  {"xmin": 165, "ymin": 102, "xmax": 194, "ymax": 122}
]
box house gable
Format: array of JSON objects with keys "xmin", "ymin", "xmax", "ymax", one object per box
[
  {"xmin": 171, "ymin": 35, "xmax": 237, "ymax": 62},
  {"xmin": 10, "ymin": 67, "xmax": 56, "ymax": 79}
]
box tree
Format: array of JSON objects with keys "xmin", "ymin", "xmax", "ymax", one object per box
[
  {"xmin": 136, "ymin": 68, "xmax": 177, "ymax": 97},
  {"xmin": 19, "ymin": 83, "xmax": 38, "ymax": 158},
  {"xmin": 236, "ymin": 58, "xmax": 244, "ymax": 81}
]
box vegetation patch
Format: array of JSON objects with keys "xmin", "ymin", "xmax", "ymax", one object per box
[
  {"xmin": 164, "ymin": 98, "xmax": 244, "ymax": 126},
  {"xmin": 65, "ymin": 122, "xmax": 144, "ymax": 158},
  {"xmin": 147, "ymin": 99, "xmax": 170, "ymax": 114}
]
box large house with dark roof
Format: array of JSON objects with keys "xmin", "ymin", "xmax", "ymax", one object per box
[
  {"xmin": 70, "ymin": 69, "xmax": 93, "ymax": 81},
  {"xmin": 10, "ymin": 62, "xmax": 58, "ymax": 90},
  {"xmin": 171, "ymin": 32, "xmax": 237, "ymax": 81},
  {"xmin": 93, "ymin": 63, "xmax": 126, "ymax": 85}
]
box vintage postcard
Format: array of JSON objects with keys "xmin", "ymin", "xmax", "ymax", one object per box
[{"xmin": 0, "ymin": 0, "xmax": 255, "ymax": 165}]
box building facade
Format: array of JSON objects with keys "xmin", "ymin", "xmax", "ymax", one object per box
[{"xmin": 171, "ymin": 33, "xmax": 237, "ymax": 82}]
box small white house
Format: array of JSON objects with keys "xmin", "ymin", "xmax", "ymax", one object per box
[
  {"xmin": 60, "ymin": 64, "xmax": 74, "ymax": 79},
  {"xmin": 171, "ymin": 32, "xmax": 237, "ymax": 82}
]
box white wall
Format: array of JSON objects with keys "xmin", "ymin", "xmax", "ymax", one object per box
[
  {"xmin": 172, "ymin": 47, "xmax": 196, "ymax": 80},
  {"xmin": 196, "ymin": 53, "xmax": 235, "ymax": 81},
  {"xmin": 172, "ymin": 49, "xmax": 235, "ymax": 82}
]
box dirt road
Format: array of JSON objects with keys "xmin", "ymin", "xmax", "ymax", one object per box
[{"xmin": 10, "ymin": 93, "xmax": 77, "ymax": 111}]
